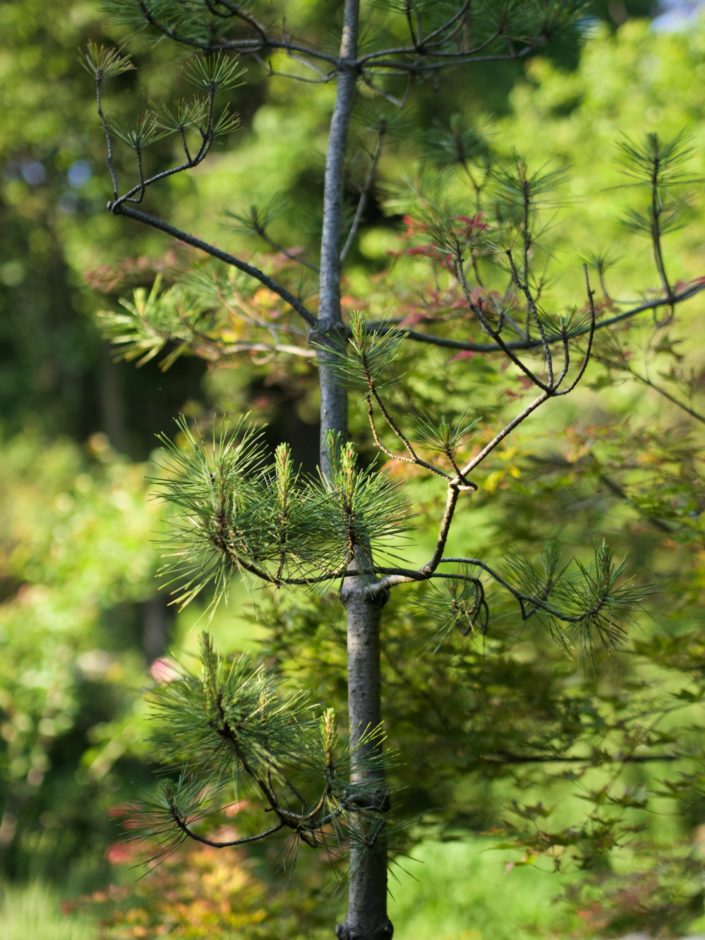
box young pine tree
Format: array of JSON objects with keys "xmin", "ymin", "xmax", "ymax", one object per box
[{"xmin": 85, "ymin": 3, "xmax": 705, "ymax": 937}]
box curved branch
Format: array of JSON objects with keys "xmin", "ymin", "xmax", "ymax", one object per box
[
  {"xmin": 111, "ymin": 203, "xmax": 317, "ymax": 328},
  {"xmin": 169, "ymin": 804, "xmax": 284, "ymax": 847},
  {"xmin": 360, "ymin": 44, "xmax": 537, "ymax": 74},
  {"xmin": 368, "ymin": 281, "xmax": 705, "ymax": 354},
  {"xmin": 136, "ymin": 0, "xmax": 339, "ymax": 65}
]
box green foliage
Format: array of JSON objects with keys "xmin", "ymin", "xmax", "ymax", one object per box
[
  {"xmin": 413, "ymin": 575, "xmax": 489, "ymax": 647},
  {"xmin": 149, "ymin": 632, "xmax": 315, "ymax": 783},
  {"xmin": 414, "ymin": 412, "xmax": 481, "ymax": 459},
  {"xmin": 101, "ymin": 0, "xmax": 227, "ymax": 40},
  {"xmin": 126, "ymin": 631, "xmax": 395, "ymax": 871},
  {"xmin": 183, "ymin": 52, "xmax": 246, "ymax": 93},
  {"xmin": 6, "ymin": 1, "xmax": 705, "ymax": 937},
  {"xmin": 322, "ymin": 433, "xmax": 411, "ymax": 558},
  {"xmin": 98, "ymin": 275, "xmax": 196, "ymax": 370},
  {"xmin": 79, "ymin": 41, "xmax": 133, "ymax": 81},
  {"xmin": 501, "ymin": 540, "xmax": 645, "ymax": 654},
  {"xmin": 618, "ymin": 130, "xmax": 697, "ymax": 238},
  {"xmin": 0, "ymin": 434, "xmax": 160, "ymax": 875},
  {"xmin": 317, "ymin": 312, "xmax": 405, "ymax": 391},
  {"xmin": 153, "ymin": 417, "xmax": 410, "ymax": 608},
  {"xmin": 109, "ymin": 111, "xmax": 169, "ymax": 150}
]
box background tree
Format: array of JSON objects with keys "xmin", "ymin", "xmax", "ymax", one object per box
[{"xmin": 81, "ymin": 3, "xmax": 705, "ymax": 938}]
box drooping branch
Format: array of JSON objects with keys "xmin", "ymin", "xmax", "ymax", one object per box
[
  {"xmin": 111, "ymin": 203, "xmax": 317, "ymax": 328},
  {"xmin": 169, "ymin": 805, "xmax": 285, "ymax": 848},
  {"xmin": 134, "ymin": 0, "xmax": 340, "ymax": 66},
  {"xmin": 366, "ymin": 280, "xmax": 705, "ymax": 353}
]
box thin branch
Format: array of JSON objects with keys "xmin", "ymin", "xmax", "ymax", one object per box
[
  {"xmin": 507, "ymin": 249, "xmax": 554, "ymax": 386},
  {"xmin": 456, "ymin": 390, "xmax": 550, "ymax": 479},
  {"xmin": 202, "ymin": 0, "xmax": 269, "ymax": 43},
  {"xmin": 650, "ymin": 151, "xmax": 675, "ymax": 322},
  {"xmin": 596, "ymin": 352, "xmax": 705, "ymax": 425},
  {"xmin": 598, "ymin": 473, "xmax": 675, "ymax": 534},
  {"xmin": 169, "ymin": 804, "xmax": 284, "ymax": 847},
  {"xmin": 259, "ymin": 55, "xmax": 335, "ymax": 84},
  {"xmin": 455, "ymin": 251, "xmax": 550, "ymax": 392},
  {"xmin": 110, "ymin": 144, "xmax": 210, "ymax": 212},
  {"xmin": 479, "ymin": 751, "xmax": 680, "ymax": 766},
  {"xmin": 354, "ymin": 19, "xmax": 521, "ymax": 69},
  {"xmin": 422, "ymin": 484, "xmax": 461, "ymax": 574},
  {"xmin": 552, "ymin": 265, "xmax": 597, "ymax": 396},
  {"xmin": 136, "ymin": 0, "xmax": 339, "ymax": 65},
  {"xmin": 111, "ymin": 203, "xmax": 317, "ymax": 327},
  {"xmin": 340, "ymin": 121, "xmax": 386, "ymax": 263},
  {"xmin": 365, "ymin": 382, "xmax": 451, "ymax": 482},
  {"xmin": 367, "ymin": 281, "xmax": 705, "ymax": 354},
  {"xmin": 252, "ymin": 223, "xmax": 319, "ymax": 273},
  {"xmin": 419, "ymin": 1, "xmax": 471, "ymax": 48},
  {"xmin": 96, "ymin": 77, "xmax": 119, "ymax": 202},
  {"xmin": 359, "ymin": 44, "xmax": 537, "ymax": 74}
]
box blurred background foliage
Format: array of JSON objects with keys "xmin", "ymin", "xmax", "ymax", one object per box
[{"xmin": 4, "ymin": 0, "xmax": 705, "ymax": 937}]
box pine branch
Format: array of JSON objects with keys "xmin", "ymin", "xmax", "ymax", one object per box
[
  {"xmin": 111, "ymin": 204, "xmax": 317, "ymax": 328},
  {"xmin": 366, "ymin": 280, "xmax": 705, "ymax": 353}
]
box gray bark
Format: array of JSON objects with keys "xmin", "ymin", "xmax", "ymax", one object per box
[
  {"xmin": 315, "ymin": 1, "xmax": 393, "ymax": 936},
  {"xmin": 336, "ymin": 578, "xmax": 392, "ymax": 940},
  {"xmin": 316, "ymin": 0, "xmax": 358, "ymax": 478}
]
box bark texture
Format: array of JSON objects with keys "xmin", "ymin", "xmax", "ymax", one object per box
[
  {"xmin": 335, "ymin": 581, "xmax": 393, "ymax": 940},
  {"xmin": 316, "ymin": 0, "xmax": 357, "ymax": 477},
  {"xmin": 315, "ymin": 2, "xmax": 393, "ymax": 935}
]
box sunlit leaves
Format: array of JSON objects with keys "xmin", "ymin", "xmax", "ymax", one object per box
[
  {"xmin": 316, "ymin": 312, "xmax": 404, "ymax": 392},
  {"xmin": 156, "ymin": 96, "xmax": 209, "ymax": 135},
  {"xmin": 617, "ymin": 132, "xmax": 699, "ymax": 244},
  {"xmin": 212, "ymin": 104, "xmax": 240, "ymax": 138},
  {"xmin": 152, "ymin": 417, "xmax": 410, "ymax": 608},
  {"xmin": 98, "ymin": 275, "xmax": 206, "ymax": 370},
  {"xmin": 502, "ymin": 540, "xmax": 645, "ymax": 656},
  {"xmin": 109, "ymin": 111, "xmax": 169, "ymax": 150},
  {"xmin": 414, "ymin": 411, "xmax": 480, "ymax": 458},
  {"xmin": 321, "ymin": 434, "xmax": 411, "ymax": 563},
  {"xmin": 183, "ymin": 52, "xmax": 246, "ymax": 92},
  {"xmin": 79, "ymin": 41, "xmax": 134, "ymax": 81},
  {"xmin": 617, "ymin": 131, "xmax": 696, "ymax": 187},
  {"xmin": 492, "ymin": 153, "xmax": 568, "ymax": 230}
]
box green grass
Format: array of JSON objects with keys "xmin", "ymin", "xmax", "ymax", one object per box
[
  {"xmin": 0, "ymin": 882, "xmax": 97, "ymax": 940},
  {"xmin": 389, "ymin": 838, "xmax": 581, "ymax": 940}
]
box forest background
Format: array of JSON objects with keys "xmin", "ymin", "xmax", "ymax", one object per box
[{"xmin": 3, "ymin": 1, "xmax": 705, "ymax": 937}]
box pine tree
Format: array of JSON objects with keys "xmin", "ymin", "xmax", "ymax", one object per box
[{"xmin": 85, "ymin": 4, "xmax": 705, "ymax": 937}]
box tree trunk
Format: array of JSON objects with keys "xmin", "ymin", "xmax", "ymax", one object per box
[
  {"xmin": 336, "ymin": 582, "xmax": 393, "ymax": 940},
  {"xmin": 316, "ymin": 2, "xmax": 393, "ymax": 936}
]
